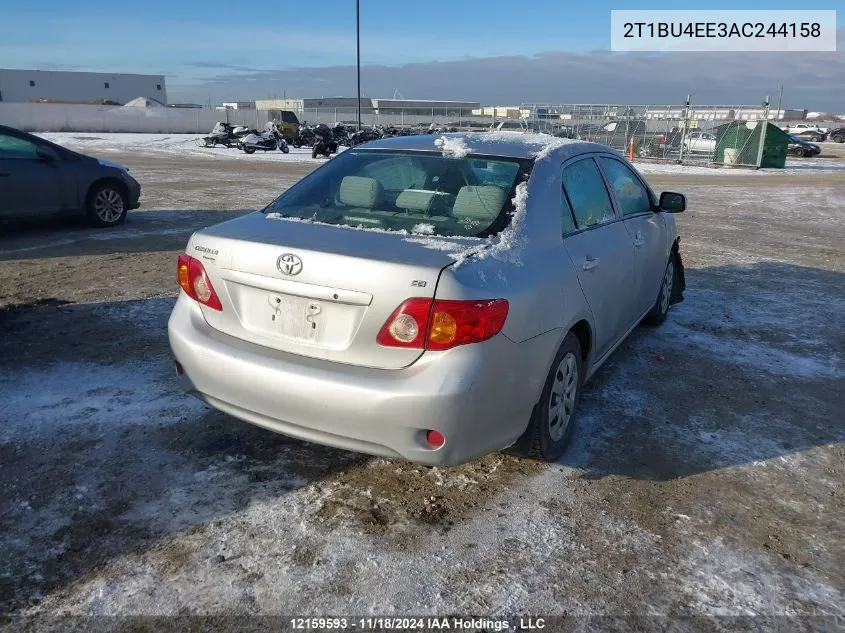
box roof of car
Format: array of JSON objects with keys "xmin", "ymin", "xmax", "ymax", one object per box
[{"xmin": 359, "ymin": 132, "xmax": 608, "ymax": 160}]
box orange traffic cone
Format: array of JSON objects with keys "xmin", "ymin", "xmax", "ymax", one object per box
[{"xmin": 627, "ymin": 136, "xmax": 635, "ymax": 161}]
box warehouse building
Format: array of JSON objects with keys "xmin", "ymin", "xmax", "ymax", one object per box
[
  {"xmin": 255, "ymin": 97, "xmax": 479, "ymax": 116},
  {"xmin": 0, "ymin": 69, "xmax": 167, "ymax": 105}
]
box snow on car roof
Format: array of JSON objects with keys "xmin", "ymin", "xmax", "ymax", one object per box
[{"xmin": 360, "ymin": 132, "xmax": 605, "ymax": 160}]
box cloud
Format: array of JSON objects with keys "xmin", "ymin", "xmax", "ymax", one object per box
[{"xmin": 169, "ymin": 31, "xmax": 845, "ymax": 112}]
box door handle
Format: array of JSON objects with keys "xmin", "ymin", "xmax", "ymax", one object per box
[
  {"xmin": 633, "ymin": 232, "xmax": 645, "ymax": 247},
  {"xmin": 582, "ymin": 257, "xmax": 600, "ymax": 271}
]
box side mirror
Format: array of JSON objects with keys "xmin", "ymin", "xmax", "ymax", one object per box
[
  {"xmin": 36, "ymin": 145, "xmax": 59, "ymax": 162},
  {"xmin": 659, "ymin": 191, "xmax": 686, "ymax": 213}
]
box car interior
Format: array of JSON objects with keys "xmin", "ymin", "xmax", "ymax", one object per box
[{"xmin": 265, "ymin": 151, "xmax": 525, "ymax": 237}]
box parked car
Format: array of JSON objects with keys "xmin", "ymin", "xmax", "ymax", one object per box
[
  {"xmin": 787, "ymin": 122, "xmax": 827, "ymax": 135},
  {"xmin": 826, "ymin": 128, "xmax": 845, "ymax": 143},
  {"xmin": 168, "ymin": 134, "xmax": 686, "ymax": 466},
  {"xmin": 0, "ymin": 124, "xmax": 140, "ymax": 226},
  {"xmin": 682, "ymin": 131, "xmax": 717, "ymax": 154},
  {"xmin": 792, "ymin": 129, "xmax": 827, "ymax": 142},
  {"xmin": 787, "ymin": 134, "xmax": 821, "ymax": 157}
]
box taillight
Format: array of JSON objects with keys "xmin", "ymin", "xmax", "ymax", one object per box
[
  {"xmin": 377, "ymin": 298, "xmax": 508, "ymax": 350},
  {"xmin": 177, "ymin": 254, "xmax": 223, "ymax": 311}
]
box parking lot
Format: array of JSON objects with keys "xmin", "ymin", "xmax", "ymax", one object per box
[{"xmin": 1, "ymin": 136, "xmax": 843, "ymax": 623}]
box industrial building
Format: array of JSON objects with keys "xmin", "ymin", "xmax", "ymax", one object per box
[
  {"xmin": 219, "ymin": 101, "xmax": 256, "ymax": 110},
  {"xmin": 255, "ymin": 97, "xmax": 479, "ymax": 116},
  {"xmin": 0, "ymin": 69, "xmax": 167, "ymax": 105}
]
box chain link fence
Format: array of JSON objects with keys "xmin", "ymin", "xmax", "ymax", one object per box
[{"xmin": 520, "ymin": 102, "xmax": 786, "ymax": 167}]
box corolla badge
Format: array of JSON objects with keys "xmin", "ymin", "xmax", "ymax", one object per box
[{"xmin": 277, "ymin": 253, "xmax": 303, "ymax": 276}]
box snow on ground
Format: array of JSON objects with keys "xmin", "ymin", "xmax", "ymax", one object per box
[
  {"xmin": 2, "ymin": 274, "xmax": 842, "ymax": 617},
  {"xmin": 637, "ymin": 160, "xmax": 845, "ymax": 175},
  {"xmin": 37, "ymin": 133, "xmax": 331, "ymax": 164}
]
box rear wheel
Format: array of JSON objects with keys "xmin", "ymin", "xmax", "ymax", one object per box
[
  {"xmin": 86, "ymin": 183, "xmax": 127, "ymax": 227},
  {"xmin": 312, "ymin": 145, "xmax": 320, "ymax": 159},
  {"xmin": 243, "ymin": 146, "xmax": 255, "ymax": 154},
  {"xmin": 644, "ymin": 255, "xmax": 675, "ymax": 325},
  {"xmin": 524, "ymin": 334, "xmax": 583, "ymax": 461}
]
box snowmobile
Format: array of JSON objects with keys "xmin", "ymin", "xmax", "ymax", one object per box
[
  {"xmin": 349, "ymin": 127, "xmax": 381, "ymax": 147},
  {"xmin": 331, "ymin": 123, "xmax": 351, "ymax": 146},
  {"xmin": 292, "ymin": 124, "xmax": 317, "ymax": 148},
  {"xmin": 237, "ymin": 122, "xmax": 290, "ymax": 154},
  {"xmin": 311, "ymin": 124, "xmax": 338, "ymax": 158},
  {"xmin": 197, "ymin": 122, "xmax": 250, "ymax": 148}
]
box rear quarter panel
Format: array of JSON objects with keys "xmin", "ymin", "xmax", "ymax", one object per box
[{"xmin": 435, "ymin": 153, "xmax": 593, "ymax": 388}]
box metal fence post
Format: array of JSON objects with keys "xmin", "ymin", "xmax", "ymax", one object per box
[
  {"xmin": 755, "ymin": 98, "xmax": 770, "ymax": 169},
  {"xmin": 678, "ymin": 95, "xmax": 690, "ymax": 164}
]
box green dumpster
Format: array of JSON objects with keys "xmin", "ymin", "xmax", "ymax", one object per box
[{"xmin": 714, "ymin": 121, "xmax": 789, "ymax": 168}]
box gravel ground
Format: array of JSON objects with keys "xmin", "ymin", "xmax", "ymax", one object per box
[{"xmin": 1, "ymin": 136, "xmax": 843, "ymax": 629}]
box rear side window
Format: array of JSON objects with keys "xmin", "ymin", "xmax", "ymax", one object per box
[
  {"xmin": 0, "ymin": 133, "xmax": 38, "ymax": 159},
  {"xmin": 562, "ymin": 158, "xmax": 615, "ymax": 229},
  {"xmin": 599, "ymin": 157, "xmax": 653, "ymax": 217}
]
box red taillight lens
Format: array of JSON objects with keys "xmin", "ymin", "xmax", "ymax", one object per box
[
  {"xmin": 377, "ymin": 298, "xmax": 508, "ymax": 350},
  {"xmin": 177, "ymin": 254, "xmax": 223, "ymax": 311}
]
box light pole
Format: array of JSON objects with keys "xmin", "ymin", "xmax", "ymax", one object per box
[{"xmin": 356, "ymin": 0, "xmax": 361, "ymax": 131}]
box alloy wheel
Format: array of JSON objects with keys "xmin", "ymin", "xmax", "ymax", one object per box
[{"xmin": 94, "ymin": 189, "xmax": 124, "ymax": 223}]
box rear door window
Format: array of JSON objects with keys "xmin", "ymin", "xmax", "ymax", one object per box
[{"xmin": 561, "ymin": 158, "xmax": 616, "ymax": 229}]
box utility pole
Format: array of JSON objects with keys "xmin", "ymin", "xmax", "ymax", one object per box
[
  {"xmin": 356, "ymin": 0, "xmax": 362, "ymax": 131},
  {"xmin": 775, "ymin": 84, "xmax": 784, "ymax": 120}
]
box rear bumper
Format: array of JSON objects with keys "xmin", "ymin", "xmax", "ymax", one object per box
[{"xmin": 167, "ymin": 294, "xmax": 553, "ymax": 465}]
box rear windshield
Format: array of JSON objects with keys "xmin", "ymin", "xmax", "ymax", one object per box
[{"xmin": 264, "ymin": 149, "xmax": 531, "ymax": 237}]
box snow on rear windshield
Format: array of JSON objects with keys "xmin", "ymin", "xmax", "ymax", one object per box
[{"xmin": 263, "ymin": 149, "xmax": 529, "ymax": 238}]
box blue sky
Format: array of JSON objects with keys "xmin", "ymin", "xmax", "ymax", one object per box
[
  {"xmin": 4, "ymin": 0, "xmax": 836, "ymax": 73},
  {"xmin": 2, "ymin": 0, "xmax": 842, "ymax": 108}
]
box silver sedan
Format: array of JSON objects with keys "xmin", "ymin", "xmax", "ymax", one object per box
[{"xmin": 168, "ymin": 133, "xmax": 686, "ymax": 466}]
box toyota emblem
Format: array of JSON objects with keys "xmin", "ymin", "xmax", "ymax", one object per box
[{"xmin": 277, "ymin": 253, "xmax": 303, "ymax": 276}]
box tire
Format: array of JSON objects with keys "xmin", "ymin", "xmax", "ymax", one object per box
[
  {"xmin": 644, "ymin": 253, "xmax": 676, "ymax": 326},
  {"xmin": 243, "ymin": 146, "xmax": 255, "ymax": 154},
  {"xmin": 312, "ymin": 146, "xmax": 320, "ymax": 159},
  {"xmin": 791, "ymin": 147, "xmax": 804, "ymax": 157},
  {"xmin": 86, "ymin": 182, "xmax": 127, "ymax": 227},
  {"xmin": 523, "ymin": 333, "xmax": 584, "ymax": 462},
  {"xmin": 279, "ymin": 140, "xmax": 290, "ymax": 154},
  {"xmin": 835, "ymin": 136, "xmax": 844, "ymax": 144}
]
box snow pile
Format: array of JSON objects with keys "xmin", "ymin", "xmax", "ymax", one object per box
[
  {"xmin": 482, "ymin": 180, "xmax": 529, "ymax": 264},
  {"xmin": 434, "ymin": 135, "xmax": 470, "ymax": 157},
  {"xmin": 122, "ymin": 96, "xmax": 166, "ymax": 108},
  {"xmin": 531, "ymin": 135, "xmax": 580, "ymax": 160},
  {"xmin": 411, "ymin": 223, "xmax": 435, "ymax": 235},
  {"xmin": 401, "ymin": 181, "xmax": 530, "ymax": 267}
]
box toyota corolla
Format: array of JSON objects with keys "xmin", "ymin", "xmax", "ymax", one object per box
[{"xmin": 168, "ymin": 133, "xmax": 686, "ymax": 466}]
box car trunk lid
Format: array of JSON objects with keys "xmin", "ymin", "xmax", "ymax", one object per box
[{"xmin": 188, "ymin": 212, "xmax": 461, "ymax": 369}]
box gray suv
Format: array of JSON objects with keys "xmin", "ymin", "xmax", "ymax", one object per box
[{"xmin": 0, "ymin": 125, "xmax": 141, "ymax": 226}]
